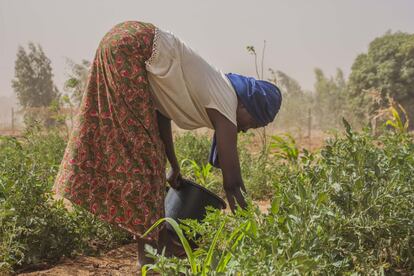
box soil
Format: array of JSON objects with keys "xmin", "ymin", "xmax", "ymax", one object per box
[
  {"xmin": 16, "ymin": 201, "xmax": 271, "ymax": 276},
  {"xmin": 17, "ymin": 243, "xmax": 140, "ymax": 276}
]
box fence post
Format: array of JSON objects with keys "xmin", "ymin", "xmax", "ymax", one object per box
[
  {"xmin": 308, "ymin": 108, "xmax": 312, "ymax": 150},
  {"xmin": 11, "ymin": 108, "xmax": 14, "ymax": 132}
]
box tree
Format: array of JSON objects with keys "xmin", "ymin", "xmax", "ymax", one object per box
[
  {"xmin": 11, "ymin": 43, "xmax": 60, "ymax": 128},
  {"xmin": 313, "ymin": 68, "xmax": 347, "ymax": 129},
  {"xmin": 269, "ymin": 69, "xmax": 313, "ymax": 131},
  {"xmin": 272, "ymin": 70, "xmax": 303, "ymax": 98},
  {"xmin": 348, "ymin": 31, "xmax": 414, "ymax": 129},
  {"xmin": 64, "ymin": 59, "xmax": 90, "ymax": 107},
  {"xmin": 12, "ymin": 43, "xmax": 59, "ymax": 108}
]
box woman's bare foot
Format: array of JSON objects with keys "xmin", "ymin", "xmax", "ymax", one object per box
[
  {"xmin": 136, "ymin": 226, "xmax": 188, "ymax": 272},
  {"xmin": 157, "ymin": 227, "xmax": 186, "ymax": 258},
  {"xmin": 137, "ymin": 237, "xmax": 156, "ymax": 268}
]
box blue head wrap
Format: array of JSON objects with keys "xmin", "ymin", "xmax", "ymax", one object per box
[{"xmin": 208, "ymin": 73, "xmax": 282, "ymax": 168}]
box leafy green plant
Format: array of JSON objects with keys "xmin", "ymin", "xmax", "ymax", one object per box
[
  {"xmin": 0, "ymin": 126, "xmax": 132, "ymax": 274},
  {"xmin": 237, "ymin": 133, "xmax": 276, "ymax": 200},
  {"xmin": 143, "ymin": 121, "xmax": 414, "ymax": 275},
  {"xmin": 174, "ymin": 132, "xmax": 211, "ymax": 167},
  {"xmin": 141, "ymin": 210, "xmax": 255, "ymax": 275},
  {"xmin": 2, "ymin": 113, "xmax": 413, "ymax": 275},
  {"xmin": 0, "ymin": 133, "xmax": 76, "ymax": 272},
  {"xmin": 270, "ymin": 133, "xmax": 299, "ymax": 163},
  {"xmin": 386, "ymin": 104, "xmax": 410, "ymax": 133},
  {"xmin": 180, "ymin": 159, "xmax": 220, "ymax": 193}
]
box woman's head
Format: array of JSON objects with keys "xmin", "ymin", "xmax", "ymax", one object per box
[
  {"xmin": 209, "ymin": 73, "xmax": 282, "ymax": 168},
  {"xmin": 236, "ymin": 100, "xmax": 260, "ymax": 132},
  {"xmin": 228, "ymin": 73, "xmax": 282, "ymax": 132}
]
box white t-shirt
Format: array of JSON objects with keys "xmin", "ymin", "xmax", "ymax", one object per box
[{"xmin": 145, "ymin": 27, "xmax": 238, "ymax": 130}]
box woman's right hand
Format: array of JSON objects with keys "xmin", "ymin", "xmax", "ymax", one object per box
[
  {"xmin": 206, "ymin": 108, "xmax": 248, "ymax": 213},
  {"xmin": 167, "ymin": 167, "xmax": 182, "ymax": 189}
]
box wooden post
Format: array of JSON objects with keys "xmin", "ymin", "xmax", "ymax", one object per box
[
  {"xmin": 11, "ymin": 108, "xmax": 14, "ymax": 132},
  {"xmin": 308, "ymin": 108, "xmax": 312, "ymax": 150}
]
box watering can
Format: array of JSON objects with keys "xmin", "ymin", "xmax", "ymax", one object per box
[{"xmin": 164, "ymin": 178, "xmax": 226, "ymax": 232}]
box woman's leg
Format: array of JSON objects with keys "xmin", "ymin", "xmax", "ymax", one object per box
[
  {"xmin": 157, "ymin": 225, "xmax": 186, "ymax": 257},
  {"xmin": 136, "ymin": 227, "xmax": 186, "ymax": 271},
  {"xmin": 137, "ymin": 225, "xmax": 185, "ymax": 265},
  {"xmin": 137, "ymin": 237, "xmax": 156, "ymax": 266}
]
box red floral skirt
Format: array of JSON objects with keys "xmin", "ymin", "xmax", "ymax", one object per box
[{"xmin": 53, "ymin": 21, "xmax": 166, "ymax": 240}]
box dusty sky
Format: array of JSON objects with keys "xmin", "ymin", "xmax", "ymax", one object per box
[{"xmin": 1, "ymin": 0, "xmax": 414, "ymax": 100}]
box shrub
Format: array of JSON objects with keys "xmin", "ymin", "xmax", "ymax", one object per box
[
  {"xmin": 238, "ymin": 132, "xmax": 275, "ymax": 200},
  {"xmin": 174, "ymin": 131, "xmax": 212, "ymax": 167},
  {"xmin": 142, "ymin": 122, "xmax": 414, "ymax": 275},
  {"xmin": 0, "ymin": 126, "xmax": 132, "ymax": 274},
  {"xmin": 0, "ymin": 131, "xmax": 77, "ymax": 272}
]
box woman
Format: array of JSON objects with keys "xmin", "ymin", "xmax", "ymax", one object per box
[{"xmin": 53, "ymin": 21, "xmax": 282, "ymax": 265}]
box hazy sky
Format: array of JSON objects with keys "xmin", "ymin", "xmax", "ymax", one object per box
[{"xmin": 1, "ymin": 0, "xmax": 414, "ymax": 100}]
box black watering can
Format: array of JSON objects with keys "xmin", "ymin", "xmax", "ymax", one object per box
[{"xmin": 164, "ymin": 178, "xmax": 226, "ymax": 234}]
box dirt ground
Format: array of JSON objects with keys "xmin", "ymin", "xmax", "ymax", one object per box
[
  {"xmin": 16, "ymin": 201, "xmax": 270, "ymax": 276},
  {"xmin": 17, "ymin": 243, "xmax": 140, "ymax": 276}
]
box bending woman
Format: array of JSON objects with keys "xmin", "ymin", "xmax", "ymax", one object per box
[{"xmin": 53, "ymin": 21, "xmax": 282, "ymax": 265}]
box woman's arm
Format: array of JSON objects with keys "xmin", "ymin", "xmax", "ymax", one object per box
[
  {"xmin": 156, "ymin": 110, "xmax": 181, "ymax": 188},
  {"xmin": 206, "ymin": 108, "xmax": 247, "ymax": 212}
]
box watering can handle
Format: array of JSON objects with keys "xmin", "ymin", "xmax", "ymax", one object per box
[{"xmin": 166, "ymin": 175, "xmax": 185, "ymax": 192}]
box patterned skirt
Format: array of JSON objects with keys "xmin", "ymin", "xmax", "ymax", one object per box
[{"xmin": 53, "ymin": 21, "xmax": 166, "ymax": 240}]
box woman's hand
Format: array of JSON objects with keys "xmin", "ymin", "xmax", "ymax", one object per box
[
  {"xmin": 167, "ymin": 167, "xmax": 182, "ymax": 189},
  {"xmin": 206, "ymin": 108, "xmax": 248, "ymax": 213},
  {"xmin": 223, "ymin": 179, "xmax": 247, "ymax": 213},
  {"xmin": 157, "ymin": 111, "xmax": 182, "ymax": 189}
]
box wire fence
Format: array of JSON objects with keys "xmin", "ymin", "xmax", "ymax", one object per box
[
  {"xmin": 0, "ymin": 106, "xmax": 329, "ymax": 152},
  {"xmin": 0, "ymin": 107, "xmax": 78, "ymax": 136}
]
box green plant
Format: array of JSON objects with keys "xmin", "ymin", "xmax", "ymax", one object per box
[
  {"xmin": 386, "ymin": 104, "xmax": 409, "ymax": 133},
  {"xmin": 141, "ymin": 210, "xmax": 254, "ymax": 276},
  {"xmin": 180, "ymin": 159, "xmax": 220, "ymax": 193},
  {"xmin": 142, "ymin": 121, "xmax": 414, "ymax": 275},
  {"xmin": 174, "ymin": 132, "xmax": 211, "ymax": 167},
  {"xmin": 0, "ymin": 133, "xmax": 77, "ymax": 271},
  {"xmin": 270, "ymin": 133, "xmax": 299, "ymax": 164},
  {"xmin": 238, "ymin": 133, "xmax": 275, "ymax": 200},
  {"xmin": 0, "ymin": 126, "xmax": 132, "ymax": 274}
]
